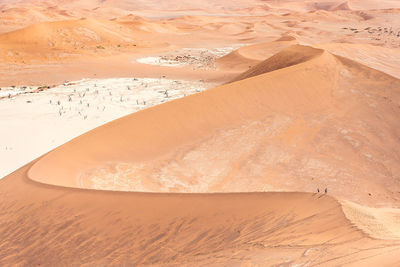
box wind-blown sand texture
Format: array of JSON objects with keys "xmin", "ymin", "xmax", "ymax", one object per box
[{"xmin": 1, "ymin": 0, "xmax": 400, "ymax": 266}]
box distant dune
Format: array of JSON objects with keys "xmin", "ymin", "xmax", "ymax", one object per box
[
  {"xmin": 308, "ymin": 1, "xmax": 352, "ymax": 12},
  {"xmin": 0, "ymin": 18, "xmax": 172, "ymax": 63}
]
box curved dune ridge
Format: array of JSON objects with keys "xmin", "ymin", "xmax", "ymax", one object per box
[
  {"xmin": 4, "ymin": 166, "xmax": 400, "ymax": 265},
  {"xmin": 2, "ymin": 44, "xmax": 400, "ymax": 265},
  {"xmin": 28, "ymin": 45, "xmax": 400, "ymax": 201}
]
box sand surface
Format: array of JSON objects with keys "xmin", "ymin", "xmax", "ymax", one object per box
[
  {"xmin": 1, "ymin": 0, "xmax": 400, "ymax": 266},
  {"xmin": 0, "ymin": 77, "xmax": 214, "ymax": 178}
]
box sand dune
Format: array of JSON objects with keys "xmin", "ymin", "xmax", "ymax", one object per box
[
  {"xmin": 0, "ymin": 5, "xmax": 72, "ymax": 33},
  {"xmin": 230, "ymin": 44, "xmax": 323, "ymax": 82},
  {"xmin": 308, "ymin": 1, "xmax": 352, "ymax": 12},
  {"xmin": 341, "ymin": 200, "xmax": 400, "ymax": 240},
  {"xmin": 2, "ymin": 45, "xmax": 400, "ymax": 265},
  {"xmin": 1, "ymin": 0, "xmax": 400, "ymax": 84},
  {"xmin": 217, "ymin": 38, "xmax": 298, "ymax": 72},
  {"xmin": 349, "ymin": 0, "xmax": 400, "ymax": 10},
  {"xmin": 0, "ymin": 18, "xmax": 172, "ymax": 63},
  {"xmin": 1, "ymin": 164, "xmax": 400, "ymax": 266},
  {"xmin": 26, "ymin": 45, "xmax": 400, "ymax": 207},
  {"xmin": 317, "ymin": 43, "xmax": 400, "ymax": 79}
]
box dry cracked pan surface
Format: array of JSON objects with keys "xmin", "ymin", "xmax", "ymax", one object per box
[{"xmin": 1, "ymin": 0, "xmax": 400, "ymax": 266}]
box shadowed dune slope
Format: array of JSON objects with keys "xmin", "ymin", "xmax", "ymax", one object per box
[
  {"xmin": 230, "ymin": 45, "xmax": 324, "ymax": 83},
  {"xmin": 331, "ymin": 1, "xmax": 352, "ymax": 11},
  {"xmin": 217, "ymin": 39, "xmax": 298, "ymax": 72},
  {"xmin": 309, "ymin": 1, "xmax": 352, "ymax": 11},
  {"xmin": 217, "ymin": 49, "xmax": 260, "ymax": 72}
]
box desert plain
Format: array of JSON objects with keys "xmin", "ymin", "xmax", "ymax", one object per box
[{"xmin": 1, "ymin": 0, "xmax": 400, "ymax": 266}]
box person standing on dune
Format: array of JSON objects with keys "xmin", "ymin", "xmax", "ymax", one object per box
[{"xmin": 325, "ymin": 188, "xmax": 328, "ymax": 194}]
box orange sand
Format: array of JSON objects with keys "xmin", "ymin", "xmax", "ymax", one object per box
[{"xmin": 1, "ymin": 0, "xmax": 400, "ymax": 266}]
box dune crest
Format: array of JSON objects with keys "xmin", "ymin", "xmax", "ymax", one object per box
[
  {"xmin": 217, "ymin": 39, "xmax": 298, "ymax": 72},
  {"xmin": 230, "ymin": 45, "xmax": 324, "ymax": 82},
  {"xmin": 26, "ymin": 47, "xmax": 400, "ymax": 211}
]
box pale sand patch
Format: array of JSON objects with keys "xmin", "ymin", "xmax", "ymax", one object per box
[
  {"xmin": 341, "ymin": 199, "xmax": 400, "ymax": 240},
  {"xmin": 136, "ymin": 56, "xmax": 185, "ymax": 67},
  {"xmin": 0, "ymin": 86, "xmax": 38, "ymax": 98},
  {"xmin": 136, "ymin": 45, "xmax": 248, "ymax": 69},
  {"xmin": 0, "ymin": 77, "xmax": 216, "ymax": 178}
]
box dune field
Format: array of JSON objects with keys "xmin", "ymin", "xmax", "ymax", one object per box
[{"xmin": 1, "ymin": 0, "xmax": 400, "ymax": 266}]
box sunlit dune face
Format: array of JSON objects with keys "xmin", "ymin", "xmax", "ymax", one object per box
[{"xmin": 27, "ymin": 45, "xmax": 400, "ymax": 209}]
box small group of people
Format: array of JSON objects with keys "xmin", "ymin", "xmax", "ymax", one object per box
[{"xmin": 317, "ymin": 188, "xmax": 328, "ymax": 194}]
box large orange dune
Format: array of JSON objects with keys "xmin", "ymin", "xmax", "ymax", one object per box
[{"xmin": 28, "ymin": 45, "xmax": 400, "ymax": 207}]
